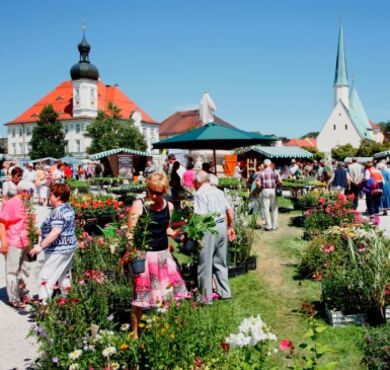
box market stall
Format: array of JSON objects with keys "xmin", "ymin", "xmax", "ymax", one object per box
[{"xmin": 89, "ymin": 148, "xmax": 150, "ymax": 178}]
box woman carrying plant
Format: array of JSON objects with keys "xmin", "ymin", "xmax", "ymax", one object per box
[
  {"xmin": 128, "ymin": 172, "xmax": 188, "ymax": 339},
  {"xmin": 29, "ymin": 183, "xmax": 77, "ymax": 301},
  {"xmin": 0, "ymin": 180, "xmax": 35, "ymax": 308}
]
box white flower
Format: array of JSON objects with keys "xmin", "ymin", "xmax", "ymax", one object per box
[
  {"xmin": 102, "ymin": 346, "xmax": 117, "ymax": 357},
  {"xmin": 109, "ymin": 244, "xmax": 116, "ymax": 254},
  {"xmin": 68, "ymin": 349, "xmax": 82, "ymax": 360},
  {"xmin": 120, "ymin": 324, "xmax": 130, "ymax": 331},
  {"xmin": 69, "ymin": 364, "xmax": 79, "ymax": 370},
  {"xmin": 225, "ymin": 333, "xmax": 251, "ymax": 348},
  {"xmin": 157, "ymin": 306, "xmax": 168, "ymax": 314},
  {"xmin": 110, "ymin": 363, "xmax": 120, "ymax": 370}
]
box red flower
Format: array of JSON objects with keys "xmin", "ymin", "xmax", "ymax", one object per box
[
  {"xmin": 337, "ymin": 193, "xmax": 347, "ymax": 202},
  {"xmin": 171, "ymin": 220, "xmax": 187, "ymax": 228},
  {"xmin": 57, "ymin": 297, "xmax": 68, "ymax": 306},
  {"xmin": 280, "ymin": 339, "xmax": 295, "ymax": 351},
  {"xmin": 220, "ymin": 342, "xmax": 230, "ymax": 352},
  {"xmin": 194, "ymin": 357, "xmax": 203, "ymax": 367},
  {"xmin": 318, "ymin": 197, "xmax": 326, "ymax": 205},
  {"xmin": 322, "ymin": 244, "xmax": 335, "ymax": 254}
]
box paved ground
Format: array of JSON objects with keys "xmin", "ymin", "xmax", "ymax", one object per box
[
  {"xmin": 0, "ymin": 205, "xmax": 50, "ymax": 370},
  {"xmin": 0, "ymin": 199, "xmax": 389, "ymax": 370}
]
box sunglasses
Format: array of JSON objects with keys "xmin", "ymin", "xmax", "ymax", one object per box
[{"xmin": 149, "ymin": 189, "xmax": 164, "ymax": 196}]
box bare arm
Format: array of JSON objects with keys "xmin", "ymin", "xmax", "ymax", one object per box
[
  {"xmin": 127, "ymin": 199, "xmax": 143, "ymax": 238},
  {"xmin": 166, "ymin": 201, "xmax": 176, "ymax": 237},
  {"xmin": 30, "ymin": 226, "xmax": 62, "ymax": 256},
  {"xmin": 226, "ymin": 208, "xmax": 235, "ymax": 242},
  {"xmin": 0, "ymin": 222, "xmax": 8, "ymax": 254}
]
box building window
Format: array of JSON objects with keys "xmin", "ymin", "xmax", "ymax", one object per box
[
  {"xmin": 76, "ymin": 140, "xmax": 81, "ymax": 152},
  {"xmin": 12, "ymin": 129, "xmax": 16, "ymax": 138},
  {"xmin": 333, "ymin": 124, "xmax": 336, "ymax": 130},
  {"xmin": 12, "ymin": 143, "xmax": 16, "ymax": 154},
  {"xmin": 26, "ymin": 128, "xmax": 31, "ymax": 136},
  {"xmin": 19, "ymin": 129, "xmax": 23, "ymax": 137},
  {"xmin": 76, "ymin": 124, "xmax": 81, "ymax": 133},
  {"xmin": 345, "ymin": 124, "xmax": 348, "ymax": 130},
  {"xmin": 64, "ymin": 125, "xmax": 68, "ymax": 134},
  {"xmin": 19, "ymin": 143, "xmax": 23, "ymax": 154}
]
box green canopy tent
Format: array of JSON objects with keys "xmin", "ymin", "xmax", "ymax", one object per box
[
  {"xmin": 373, "ymin": 150, "xmax": 390, "ymax": 160},
  {"xmin": 153, "ymin": 122, "xmax": 277, "ymax": 173}
]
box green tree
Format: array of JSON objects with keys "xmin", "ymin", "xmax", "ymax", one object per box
[
  {"xmin": 302, "ymin": 146, "xmax": 325, "ymax": 161},
  {"xmin": 86, "ymin": 102, "xmax": 147, "ymax": 154},
  {"xmin": 29, "ymin": 105, "xmax": 66, "ymax": 160},
  {"xmin": 331, "ymin": 144, "xmax": 358, "ymax": 161},
  {"xmin": 300, "ymin": 131, "xmax": 319, "ymax": 139},
  {"xmin": 356, "ymin": 139, "xmax": 390, "ymax": 157}
]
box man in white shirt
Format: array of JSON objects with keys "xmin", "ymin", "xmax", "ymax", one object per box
[
  {"xmin": 348, "ymin": 158, "xmax": 363, "ymax": 209},
  {"xmin": 193, "ymin": 171, "xmax": 235, "ymax": 303}
]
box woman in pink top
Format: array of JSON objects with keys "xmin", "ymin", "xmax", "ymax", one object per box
[
  {"xmin": 0, "ymin": 180, "xmax": 35, "ymax": 308},
  {"xmin": 182, "ymin": 163, "xmax": 195, "ymax": 189}
]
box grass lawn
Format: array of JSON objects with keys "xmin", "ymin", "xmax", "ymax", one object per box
[{"xmin": 206, "ymin": 212, "xmax": 366, "ymax": 369}]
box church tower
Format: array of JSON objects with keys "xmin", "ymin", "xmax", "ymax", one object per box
[
  {"xmin": 334, "ymin": 21, "xmax": 349, "ymax": 108},
  {"xmin": 70, "ymin": 28, "xmax": 99, "ymax": 118}
]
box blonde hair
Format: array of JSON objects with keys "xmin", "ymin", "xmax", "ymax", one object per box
[{"xmin": 146, "ymin": 171, "xmax": 169, "ymax": 194}]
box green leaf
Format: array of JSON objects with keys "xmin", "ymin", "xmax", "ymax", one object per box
[{"xmin": 317, "ymin": 362, "xmax": 338, "ymax": 370}]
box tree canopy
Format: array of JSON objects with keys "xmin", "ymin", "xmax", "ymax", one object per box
[
  {"xmin": 86, "ymin": 103, "xmax": 147, "ymax": 154},
  {"xmin": 331, "ymin": 144, "xmax": 358, "ymax": 161},
  {"xmin": 356, "ymin": 139, "xmax": 390, "ymax": 157},
  {"xmin": 300, "ymin": 131, "xmax": 319, "ymax": 139},
  {"xmin": 29, "ymin": 105, "xmax": 66, "ymax": 160},
  {"xmin": 302, "ymin": 146, "xmax": 325, "ymax": 161}
]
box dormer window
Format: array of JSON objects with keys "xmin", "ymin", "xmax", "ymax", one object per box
[
  {"xmin": 333, "ymin": 124, "xmax": 336, "ymax": 130},
  {"xmin": 345, "ymin": 124, "xmax": 348, "ymax": 130}
]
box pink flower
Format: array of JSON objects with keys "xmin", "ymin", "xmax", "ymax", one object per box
[
  {"xmin": 78, "ymin": 279, "xmax": 85, "ymax": 285},
  {"xmin": 322, "ymin": 244, "xmax": 335, "ymax": 254},
  {"xmin": 57, "ymin": 297, "xmax": 68, "ymax": 306},
  {"xmin": 372, "ymin": 215, "xmax": 380, "ymax": 226},
  {"xmin": 211, "ymin": 292, "xmax": 220, "ymax": 300},
  {"xmin": 280, "ymin": 339, "xmax": 295, "ymax": 351},
  {"xmin": 319, "ymin": 197, "xmax": 326, "ymax": 206}
]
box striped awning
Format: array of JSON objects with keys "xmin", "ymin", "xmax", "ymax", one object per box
[
  {"xmin": 236, "ymin": 146, "xmax": 313, "ymax": 159},
  {"xmin": 89, "ymin": 148, "xmax": 150, "ymax": 160}
]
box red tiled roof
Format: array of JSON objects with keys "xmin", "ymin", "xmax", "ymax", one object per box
[
  {"xmin": 284, "ymin": 138, "xmax": 317, "ymax": 148},
  {"xmin": 6, "ymin": 80, "xmax": 157, "ymax": 125},
  {"xmin": 159, "ymin": 109, "xmax": 235, "ymax": 136},
  {"xmin": 369, "ymin": 120, "xmax": 380, "ymax": 129}
]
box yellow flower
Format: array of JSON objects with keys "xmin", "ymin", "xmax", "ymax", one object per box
[
  {"xmin": 120, "ymin": 344, "xmax": 129, "ymax": 350},
  {"xmin": 169, "ymin": 333, "xmax": 175, "ymax": 340}
]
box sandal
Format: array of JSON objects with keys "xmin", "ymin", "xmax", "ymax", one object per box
[{"xmin": 8, "ymin": 301, "xmax": 26, "ymax": 309}]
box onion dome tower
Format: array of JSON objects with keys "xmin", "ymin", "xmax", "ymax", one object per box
[{"xmin": 70, "ymin": 26, "xmax": 99, "ymax": 118}]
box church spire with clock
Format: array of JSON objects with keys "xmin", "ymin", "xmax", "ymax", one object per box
[{"xmin": 70, "ymin": 26, "xmax": 99, "ymax": 118}]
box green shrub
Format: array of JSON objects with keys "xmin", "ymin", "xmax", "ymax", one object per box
[
  {"xmin": 362, "ymin": 326, "xmax": 390, "ymax": 370},
  {"xmin": 297, "ymin": 238, "xmax": 328, "ymax": 280}
]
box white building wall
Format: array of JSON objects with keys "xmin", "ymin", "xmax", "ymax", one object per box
[
  {"xmin": 7, "ymin": 119, "xmax": 159, "ymax": 159},
  {"xmin": 72, "ymin": 79, "xmax": 98, "ymax": 118},
  {"xmin": 334, "ymin": 86, "xmax": 349, "ymax": 108},
  {"xmin": 317, "ymin": 102, "xmax": 361, "ymax": 154}
]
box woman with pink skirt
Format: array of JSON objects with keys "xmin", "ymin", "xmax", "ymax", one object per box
[{"xmin": 128, "ymin": 172, "xmax": 187, "ymax": 338}]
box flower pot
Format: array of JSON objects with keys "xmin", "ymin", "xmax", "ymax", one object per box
[
  {"xmin": 245, "ymin": 256, "xmax": 257, "ymax": 271},
  {"xmin": 228, "ymin": 263, "xmax": 247, "ymax": 278},
  {"xmin": 324, "ymin": 303, "xmax": 368, "ymax": 327},
  {"xmin": 131, "ymin": 258, "xmax": 146, "ymax": 275},
  {"xmin": 182, "ymin": 238, "xmax": 198, "ymax": 256},
  {"xmin": 26, "ymin": 253, "xmax": 37, "ymax": 262}
]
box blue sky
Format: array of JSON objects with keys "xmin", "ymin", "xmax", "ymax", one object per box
[{"xmin": 1, "ymin": 0, "xmax": 390, "ymax": 138}]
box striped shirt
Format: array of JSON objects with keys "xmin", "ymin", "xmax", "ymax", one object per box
[{"xmin": 41, "ymin": 203, "xmax": 76, "ymax": 254}]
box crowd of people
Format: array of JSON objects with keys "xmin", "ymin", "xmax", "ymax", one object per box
[{"xmin": 0, "ymin": 155, "xmax": 236, "ymax": 339}]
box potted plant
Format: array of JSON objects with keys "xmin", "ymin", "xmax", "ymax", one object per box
[
  {"xmin": 26, "ymin": 200, "xmax": 39, "ymax": 262},
  {"xmin": 180, "ymin": 213, "xmax": 219, "ymax": 255},
  {"xmin": 127, "ymin": 205, "xmax": 155, "ymax": 274}
]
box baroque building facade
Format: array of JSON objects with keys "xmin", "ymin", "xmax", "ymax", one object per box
[{"xmin": 5, "ymin": 32, "xmax": 159, "ymax": 159}]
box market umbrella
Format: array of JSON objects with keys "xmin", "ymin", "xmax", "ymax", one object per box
[{"xmin": 153, "ymin": 122, "xmax": 277, "ymax": 173}]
